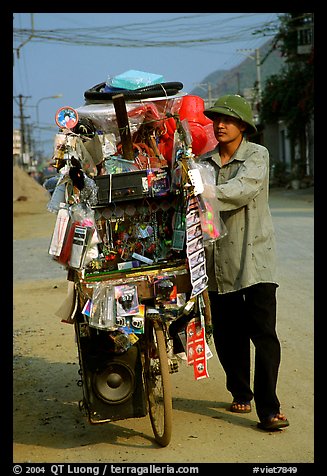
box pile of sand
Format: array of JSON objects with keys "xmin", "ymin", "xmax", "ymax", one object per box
[
  {"xmin": 13, "ymin": 165, "xmax": 57, "ymax": 240},
  {"xmin": 13, "ymin": 165, "xmax": 50, "ymax": 202}
]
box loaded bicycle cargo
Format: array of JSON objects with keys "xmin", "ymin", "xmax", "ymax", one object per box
[{"xmin": 47, "ymin": 70, "xmax": 225, "ymax": 446}]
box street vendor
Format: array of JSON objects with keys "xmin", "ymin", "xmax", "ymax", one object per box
[{"xmin": 199, "ymin": 94, "xmax": 289, "ymax": 431}]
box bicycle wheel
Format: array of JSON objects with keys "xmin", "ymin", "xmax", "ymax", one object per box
[{"xmin": 144, "ymin": 317, "xmax": 173, "ymax": 446}]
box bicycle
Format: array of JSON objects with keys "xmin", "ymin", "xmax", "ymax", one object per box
[
  {"xmin": 73, "ymin": 263, "xmax": 192, "ymax": 447},
  {"xmin": 142, "ymin": 309, "xmax": 174, "ymax": 446}
]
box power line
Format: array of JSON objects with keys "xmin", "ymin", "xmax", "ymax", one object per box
[
  {"xmin": 14, "ymin": 13, "xmax": 34, "ymax": 59},
  {"xmin": 13, "ymin": 13, "xmax": 280, "ymax": 49}
]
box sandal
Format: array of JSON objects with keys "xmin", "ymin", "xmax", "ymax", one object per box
[
  {"xmin": 257, "ymin": 413, "xmax": 290, "ymax": 431},
  {"xmin": 229, "ymin": 401, "xmax": 252, "ymax": 413}
]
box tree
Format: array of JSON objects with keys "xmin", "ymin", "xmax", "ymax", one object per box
[{"xmin": 259, "ymin": 13, "xmax": 314, "ymax": 178}]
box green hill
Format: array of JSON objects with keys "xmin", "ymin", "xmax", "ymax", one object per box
[{"xmin": 190, "ymin": 39, "xmax": 285, "ymax": 99}]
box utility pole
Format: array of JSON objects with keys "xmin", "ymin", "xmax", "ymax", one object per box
[
  {"xmin": 13, "ymin": 94, "xmax": 31, "ymax": 168},
  {"xmin": 236, "ymin": 72, "xmax": 241, "ymax": 95},
  {"xmin": 14, "ymin": 13, "xmax": 34, "ymax": 61},
  {"xmin": 236, "ymin": 48, "xmax": 262, "ymax": 101},
  {"xmin": 255, "ymin": 48, "xmax": 262, "ymax": 100},
  {"xmin": 195, "ymin": 83, "xmax": 213, "ymax": 107},
  {"xmin": 207, "ymin": 83, "xmax": 212, "ymax": 107}
]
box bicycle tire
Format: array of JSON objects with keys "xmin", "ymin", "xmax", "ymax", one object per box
[
  {"xmin": 144, "ymin": 317, "xmax": 173, "ymax": 447},
  {"xmin": 84, "ymin": 81, "xmax": 183, "ymax": 101}
]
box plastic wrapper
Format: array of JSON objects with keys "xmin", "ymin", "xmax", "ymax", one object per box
[
  {"xmin": 67, "ymin": 203, "xmax": 101, "ymax": 268},
  {"xmin": 76, "ymin": 102, "xmax": 144, "ymax": 137},
  {"xmin": 48, "ymin": 202, "xmax": 70, "ymax": 257},
  {"xmin": 83, "ymin": 134, "xmax": 104, "ymax": 166},
  {"xmin": 180, "ymin": 118, "xmax": 193, "ymax": 148},
  {"xmin": 104, "ymin": 156, "xmax": 139, "ymax": 174},
  {"xmin": 88, "ymin": 283, "xmax": 116, "ymax": 330},
  {"xmin": 76, "ymin": 98, "xmax": 182, "ymax": 140},
  {"xmin": 70, "ymin": 201, "xmax": 95, "ymax": 225},
  {"xmin": 98, "ymin": 132, "xmax": 117, "ymax": 158},
  {"xmin": 74, "ymin": 137, "xmax": 98, "ymax": 177},
  {"xmin": 47, "ymin": 180, "xmax": 67, "ymax": 214},
  {"xmin": 76, "ymin": 98, "xmax": 184, "ymax": 165},
  {"xmin": 47, "ymin": 166, "xmax": 71, "ymax": 213},
  {"xmin": 188, "ymin": 159, "xmax": 228, "ymax": 242},
  {"xmin": 79, "ymin": 174, "xmax": 99, "ymax": 206}
]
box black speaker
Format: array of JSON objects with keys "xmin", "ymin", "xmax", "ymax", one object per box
[
  {"xmin": 76, "ymin": 324, "xmax": 147, "ymax": 423},
  {"xmin": 93, "ymin": 359, "xmax": 135, "ymax": 405}
]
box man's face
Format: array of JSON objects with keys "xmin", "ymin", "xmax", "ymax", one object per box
[{"xmin": 212, "ymin": 114, "xmax": 246, "ymax": 143}]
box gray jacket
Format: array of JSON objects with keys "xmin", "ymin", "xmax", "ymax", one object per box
[{"xmin": 199, "ymin": 138, "xmax": 278, "ymax": 294}]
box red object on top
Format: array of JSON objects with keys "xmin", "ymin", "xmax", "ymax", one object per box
[{"xmin": 158, "ymin": 95, "xmax": 217, "ymax": 160}]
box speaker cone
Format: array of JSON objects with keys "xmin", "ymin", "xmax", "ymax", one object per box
[{"xmin": 93, "ymin": 362, "xmax": 135, "ymax": 404}]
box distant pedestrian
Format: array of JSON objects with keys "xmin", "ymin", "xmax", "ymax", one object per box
[{"xmin": 199, "ymin": 94, "xmax": 289, "ymax": 431}]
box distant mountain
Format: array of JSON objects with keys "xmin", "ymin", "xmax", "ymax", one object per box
[{"xmin": 190, "ymin": 39, "xmax": 285, "ymax": 100}]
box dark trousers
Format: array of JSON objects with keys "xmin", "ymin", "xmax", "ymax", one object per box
[{"xmin": 209, "ymin": 283, "xmax": 281, "ymax": 421}]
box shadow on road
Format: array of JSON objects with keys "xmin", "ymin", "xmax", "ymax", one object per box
[
  {"xmin": 172, "ymin": 396, "xmax": 257, "ymax": 430},
  {"xmin": 13, "ymin": 354, "xmax": 157, "ymax": 450}
]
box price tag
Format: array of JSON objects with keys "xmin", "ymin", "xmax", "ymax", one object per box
[{"xmin": 188, "ymin": 168, "xmax": 204, "ymax": 196}]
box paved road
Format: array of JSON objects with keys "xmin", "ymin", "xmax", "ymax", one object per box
[
  {"xmin": 13, "ymin": 186, "xmax": 315, "ymax": 467},
  {"xmin": 13, "ymin": 237, "xmax": 67, "ymax": 281},
  {"xmin": 13, "ymin": 187, "xmax": 314, "ymax": 283}
]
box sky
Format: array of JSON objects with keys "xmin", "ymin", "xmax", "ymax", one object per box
[{"xmin": 13, "ymin": 12, "xmax": 281, "ymax": 161}]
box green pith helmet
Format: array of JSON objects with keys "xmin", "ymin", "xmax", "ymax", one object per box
[{"xmin": 203, "ymin": 94, "xmax": 257, "ymax": 134}]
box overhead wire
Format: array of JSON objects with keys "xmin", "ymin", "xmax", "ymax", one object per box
[
  {"xmin": 13, "ymin": 12, "xmax": 281, "ymax": 159},
  {"xmin": 13, "ymin": 12, "xmax": 280, "ymax": 111},
  {"xmin": 13, "ymin": 13, "xmax": 280, "ymax": 49}
]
